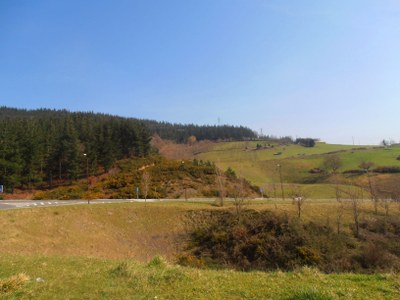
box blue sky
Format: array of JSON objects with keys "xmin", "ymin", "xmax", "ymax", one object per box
[{"xmin": 1, "ymin": 0, "xmax": 399, "ymax": 144}]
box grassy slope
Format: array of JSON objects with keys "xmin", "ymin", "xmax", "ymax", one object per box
[
  {"xmin": 1, "ymin": 202, "xmax": 400, "ymax": 299},
  {"xmin": 2, "ymin": 200, "xmax": 398, "ymax": 259},
  {"xmin": 33, "ymin": 156, "xmax": 258, "ymax": 200},
  {"xmin": 0, "ymin": 203, "xmax": 192, "ymax": 261},
  {"xmin": 1, "ymin": 255, "xmax": 399, "ymax": 299},
  {"xmin": 196, "ymin": 141, "xmax": 400, "ymax": 198}
]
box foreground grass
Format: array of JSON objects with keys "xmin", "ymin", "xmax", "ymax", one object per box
[
  {"xmin": 1, "ymin": 255, "xmax": 399, "ymax": 299},
  {"xmin": 1, "ymin": 202, "xmax": 400, "ymax": 299}
]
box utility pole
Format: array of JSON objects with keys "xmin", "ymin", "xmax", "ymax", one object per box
[
  {"xmin": 83, "ymin": 153, "xmax": 90, "ymax": 204},
  {"xmin": 277, "ymin": 164, "xmax": 285, "ymax": 200}
]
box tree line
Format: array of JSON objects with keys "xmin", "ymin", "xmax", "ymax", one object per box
[
  {"xmin": 142, "ymin": 120, "xmax": 257, "ymax": 143},
  {"xmin": 0, "ymin": 107, "xmax": 151, "ymax": 190}
]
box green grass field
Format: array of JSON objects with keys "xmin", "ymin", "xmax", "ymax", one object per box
[
  {"xmin": 1, "ymin": 255, "xmax": 399, "ymax": 299},
  {"xmin": 196, "ymin": 141, "xmax": 400, "ymax": 198}
]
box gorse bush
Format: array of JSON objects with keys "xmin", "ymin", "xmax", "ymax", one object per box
[{"xmin": 181, "ymin": 209, "xmax": 400, "ymax": 273}]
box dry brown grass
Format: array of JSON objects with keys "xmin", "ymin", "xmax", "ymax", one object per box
[
  {"xmin": 0, "ymin": 273, "xmax": 30, "ymax": 296},
  {"xmin": 2, "ymin": 192, "xmax": 33, "ymax": 200},
  {"xmin": 151, "ymin": 136, "xmax": 214, "ymax": 159},
  {"xmin": 1, "ymin": 200, "xmax": 398, "ymax": 263},
  {"xmin": 0, "ymin": 203, "xmax": 202, "ymax": 261}
]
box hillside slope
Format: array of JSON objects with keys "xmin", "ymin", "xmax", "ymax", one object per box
[
  {"xmin": 1, "ymin": 202, "xmax": 400, "ymax": 299},
  {"xmin": 189, "ymin": 141, "xmax": 400, "ymax": 198},
  {"xmin": 33, "ymin": 155, "xmax": 258, "ymax": 200}
]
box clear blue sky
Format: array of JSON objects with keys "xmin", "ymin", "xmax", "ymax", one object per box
[{"xmin": 1, "ymin": 0, "xmax": 399, "ymax": 144}]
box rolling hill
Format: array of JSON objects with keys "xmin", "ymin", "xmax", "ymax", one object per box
[{"xmin": 190, "ymin": 141, "xmax": 400, "ymax": 198}]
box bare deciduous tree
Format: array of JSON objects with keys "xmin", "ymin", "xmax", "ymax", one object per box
[
  {"xmin": 323, "ymin": 154, "xmax": 342, "ymax": 175},
  {"xmin": 382, "ymin": 197, "xmax": 391, "ymax": 216},
  {"xmin": 323, "ymin": 154, "xmax": 343, "ymax": 202},
  {"xmin": 336, "ymin": 204, "xmax": 344, "ymax": 234},
  {"xmin": 233, "ymin": 177, "xmax": 247, "ymax": 220},
  {"xmin": 215, "ymin": 163, "xmax": 225, "ymax": 207},
  {"xmin": 376, "ymin": 179, "xmax": 399, "ymax": 216},
  {"xmin": 382, "ymin": 180, "xmax": 400, "ymax": 212},
  {"xmin": 289, "ymin": 185, "xmax": 307, "ymax": 219},
  {"xmin": 359, "ymin": 161, "xmax": 379, "ymax": 214},
  {"xmin": 323, "ymin": 155, "xmax": 347, "ymax": 233},
  {"xmin": 341, "ymin": 182, "xmax": 363, "ymax": 238}
]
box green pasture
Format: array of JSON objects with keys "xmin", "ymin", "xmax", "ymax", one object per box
[{"xmin": 197, "ymin": 142, "xmax": 400, "ymax": 198}]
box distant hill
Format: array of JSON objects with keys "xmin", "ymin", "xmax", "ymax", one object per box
[
  {"xmin": 0, "ymin": 106, "xmax": 257, "ymax": 143},
  {"xmin": 0, "ymin": 107, "xmax": 151, "ymax": 191},
  {"xmin": 159, "ymin": 140, "xmax": 400, "ymax": 198},
  {"xmin": 0, "ymin": 106, "xmax": 257, "ymax": 192}
]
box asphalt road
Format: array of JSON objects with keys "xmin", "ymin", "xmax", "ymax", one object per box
[
  {"xmin": 0, "ymin": 199, "xmax": 158, "ymax": 210},
  {"xmin": 0, "ymin": 198, "xmax": 281, "ymax": 211}
]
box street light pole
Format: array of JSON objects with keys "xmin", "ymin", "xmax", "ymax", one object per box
[
  {"xmin": 277, "ymin": 164, "xmax": 285, "ymax": 200},
  {"xmin": 83, "ymin": 153, "xmax": 89, "ymax": 204}
]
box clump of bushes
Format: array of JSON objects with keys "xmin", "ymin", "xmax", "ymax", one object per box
[
  {"xmin": 342, "ymin": 169, "xmax": 365, "ymax": 175},
  {"xmin": 295, "ymin": 138, "xmax": 316, "ymax": 148},
  {"xmin": 179, "ymin": 209, "xmax": 400, "ymax": 273},
  {"xmin": 373, "ymin": 166, "xmax": 400, "ymax": 174},
  {"xmin": 180, "ymin": 210, "xmax": 352, "ymax": 272},
  {"xmin": 33, "ymin": 185, "xmax": 85, "ymax": 200}
]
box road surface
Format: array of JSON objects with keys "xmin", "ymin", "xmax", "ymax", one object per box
[{"xmin": 0, "ymin": 199, "xmax": 156, "ymax": 210}]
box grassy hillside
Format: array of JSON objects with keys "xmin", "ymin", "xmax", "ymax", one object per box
[
  {"xmin": 32, "ymin": 155, "xmax": 258, "ymax": 200},
  {"xmin": 0, "ymin": 203, "xmax": 189, "ymax": 261},
  {"xmin": 1, "ymin": 202, "xmax": 400, "ymax": 299},
  {"xmin": 1, "ymin": 200, "xmax": 399, "ymax": 260},
  {"xmin": 195, "ymin": 141, "xmax": 400, "ymax": 198}
]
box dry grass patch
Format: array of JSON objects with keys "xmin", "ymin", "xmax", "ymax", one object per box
[
  {"xmin": 0, "ymin": 273, "xmax": 30, "ymax": 296},
  {"xmin": 0, "ymin": 203, "xmax": 205, "ymax": 261}
]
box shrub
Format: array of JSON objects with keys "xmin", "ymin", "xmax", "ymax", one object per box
[
  {"xmin": 353, "ymin": 241, "xmax": 396, "ymax": 271},
  {"xmin": 225, "ymin": 167, "xmax": 236, "ymax": 179},
  {"xmin": 176, "ymin": 254, "xmax": 205, "ymax": 268},
  {"xmin": 295, "ymin": 138, "xmax": 316, "ymax": 148},
  {"xmin": 342, "ymin": 169, "xmax": 365, "ymax": 175},
  {"xmin": 373, "ymin": 166, "xmax": 400, "ymax": 173},
  {"xmin": 33, "ymin": 185, "xmax": 85, "ymax": 200},
  {"xmin": 181, "ymin": 210, "xmax": 352, "ymax": 272}
]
